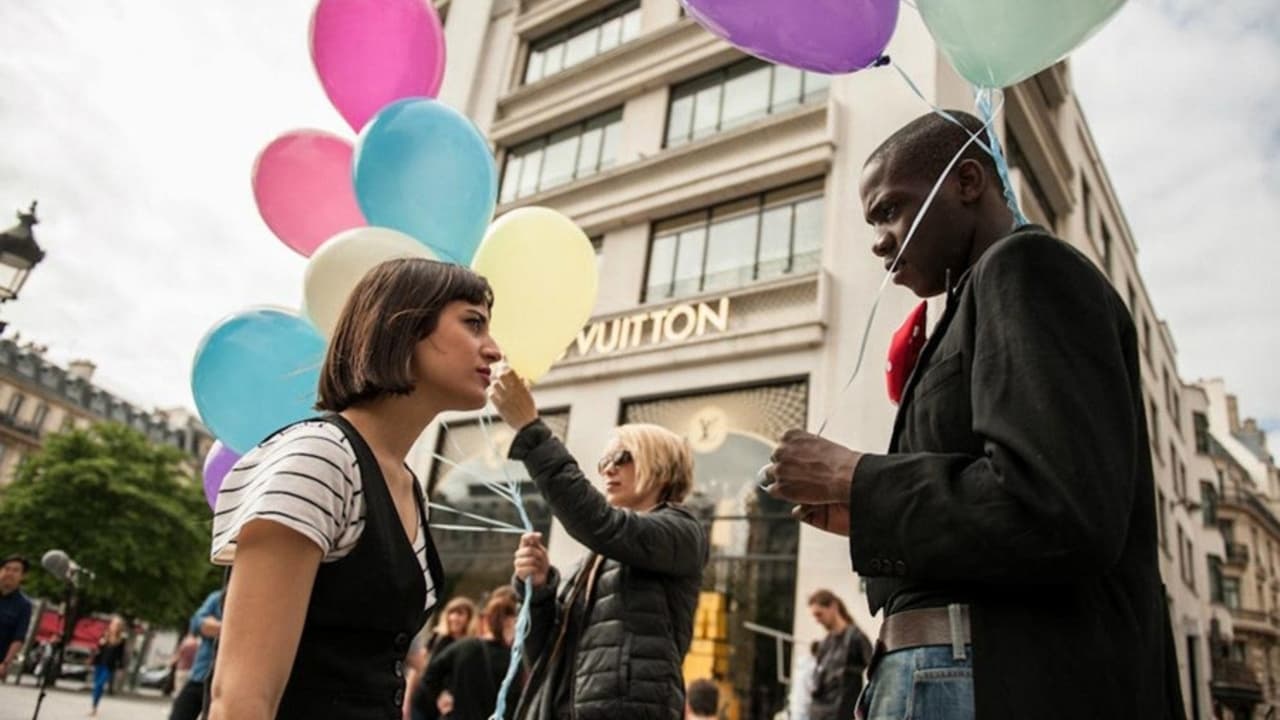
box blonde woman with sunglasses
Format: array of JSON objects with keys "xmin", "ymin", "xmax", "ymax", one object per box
[{"xmin": 489, "ymin": 369, "xmax": 709, "ymax": 720}]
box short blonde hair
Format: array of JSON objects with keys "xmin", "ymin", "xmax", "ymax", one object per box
[{"xmin": 614, "ymin": 423, "xmax": 695, "ymax": 504}]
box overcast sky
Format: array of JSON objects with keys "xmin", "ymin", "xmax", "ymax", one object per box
[{"xmin": 0, "ymin": 1, "xmax": 1276, "ymax": 445}]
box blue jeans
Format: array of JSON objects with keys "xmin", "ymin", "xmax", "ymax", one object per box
[
  {"xmin": 91, "ymin": 665, "xmax": 113, "ymax": 708},
  {"xmin": 857, "ymin": 645, "xmax": 974, "ymax": 720}
]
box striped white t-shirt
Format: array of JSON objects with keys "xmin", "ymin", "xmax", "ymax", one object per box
[{"xmin": 210, "ymin": 421, "xmax": 437, "ymax": 610}]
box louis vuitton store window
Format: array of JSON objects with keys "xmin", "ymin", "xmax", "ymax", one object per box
[
  {"xmin": 426, "ymin": 412, "xmax": 568, "ymax": 600},
  {"xmin": 623, "ymin": 379, "xmax": 807, "ymax": 720}
]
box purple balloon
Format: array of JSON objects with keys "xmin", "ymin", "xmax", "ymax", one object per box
[
  {"xmin": 202, "ymin": 441, "xmax": 241, "ymax": 511},
  {"xmin": 682, "ymin": 0, "xmax": 900, "ymax": 74}
]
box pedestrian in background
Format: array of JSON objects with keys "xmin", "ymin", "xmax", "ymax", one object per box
[
  {"xmin": 89, "ymin": 615, "xmax": 126, "ymax": 717},
  {"xmin": 806, "ymin": 590, "xmax": 870, "ymax": 720},
  {"xmin": 0, "ymin": 554, "xmax": 32, "ymax": 683},
  {"xmin": 169, "ymin": 589, "xmax": 221, "ymax": 720}
]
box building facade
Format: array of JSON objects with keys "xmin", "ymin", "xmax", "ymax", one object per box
[
  {"xmin": 413, "ymin": 1, "xmax": 1233, "ymax": 716},
  {"xmin": 1195, "ymin": 379, "xmax": 1280, "ymax": 718},
  {"xmin": 0, "ymin": 336, "xmax": 213, "ymax": 484}
]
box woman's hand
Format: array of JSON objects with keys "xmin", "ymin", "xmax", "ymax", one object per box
[
  {"xmin": 513, "ymin": 532, "xmax": 550, "ymax": 588},
  {"xmin": 489, "ymin": 368, "xmax": 538, "ymax": 430}
]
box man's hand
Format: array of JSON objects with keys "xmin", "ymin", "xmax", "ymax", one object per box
[
  {"xmin": 791, "ymin": 503, "xmax": 852, "ymax": 536},
  {"xmin": 489, "ymin": 368, "xmax": 539, "ymax": 430},
  {"xmin": 513, "ymin": 532, "xmax": 550, "ymax": 588},
  {"xmin": 763, "ymin": 429, "xmax": 862, "ymax": 505}
]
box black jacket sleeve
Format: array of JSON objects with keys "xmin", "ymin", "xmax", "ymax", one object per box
[
  {"xmin": 509, "ymin": 420, "xmax": 706, "ymax": 577},
  {"xmin": 849, "ymin": 233, "xmax": 1139, "ymax": 583},
  {"xmin": 514, "ymin": 566, "xmax": 562, "ymax": 667}
]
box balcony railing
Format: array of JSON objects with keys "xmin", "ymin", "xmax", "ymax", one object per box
[{"xmin": 1227, "ymin": 542, "xmax": 1251, "ymax": 566}]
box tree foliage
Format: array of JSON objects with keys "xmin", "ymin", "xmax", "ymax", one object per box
[{"xmin": 0, "ymin": 423, "xmax": 219, "ymax": 628}]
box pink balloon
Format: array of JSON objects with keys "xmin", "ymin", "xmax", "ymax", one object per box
[
  {"xmin": 252, "ymin": 130, "xmax": 366, "ymax": 257},
  {"xmin": 202, "ymin": 441, "xmax": 241, "ymax": 511},
  {"xmin": 310, "ymin": 0, "xmax": 446, "ymax": 133}
]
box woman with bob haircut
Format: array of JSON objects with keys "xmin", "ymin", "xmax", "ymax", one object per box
[
  {"xmin": 489, "ymin": 369, "xmax": 710, "ymax": 720},
  {"xmin": 207, "ymin": 258, "xmax": 502, "ymax": 720}
]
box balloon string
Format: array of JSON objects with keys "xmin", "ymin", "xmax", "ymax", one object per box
[
  {"xmin": 973, "ymin": 86, "xmax": 1029, "ymax": 227},
  {"xmin": 428, "ymin": 502, "xmax": 524, "ymax": 531},
  {"xmin": 433, "ymin": 523, "xmax": 527, "ymax": 535},
  {"xmin": 473, "ymin": 411, "xmax": 534, "ymax": 720},
  {"xmin": 428, "ymin": 450, "xmax": 519, "ymax": 501}
]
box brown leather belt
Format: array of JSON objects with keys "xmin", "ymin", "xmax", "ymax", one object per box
[{"xmin": 880, "ymin": 604, "xmax": 971, "ymax": 653}]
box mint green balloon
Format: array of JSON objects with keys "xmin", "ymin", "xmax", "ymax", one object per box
[{"xmin": 917, "ymin": 0, "xmax": 1127, "ymax": 88}]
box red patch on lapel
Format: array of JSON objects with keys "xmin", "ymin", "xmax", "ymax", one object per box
[{"xmin": 886, "ymin": 301, "xmax": 928, "ymax": 405}]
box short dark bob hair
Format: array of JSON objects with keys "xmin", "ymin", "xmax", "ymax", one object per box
[{"xmin": 316, "ymin": 258, "xmax": 493, "ymax": 412}]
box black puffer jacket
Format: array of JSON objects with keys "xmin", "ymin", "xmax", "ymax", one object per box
[{"xmin": 509, "ymin": 420, "xmax": 709, "ymax": 720}]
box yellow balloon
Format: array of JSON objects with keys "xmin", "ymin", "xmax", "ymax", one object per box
[
  {"xmin": 303, "ymin": 226, "xmax": 436, "ymax": 337},
  {"xmin": 472, "ymin": 207, "xmax": 598, "ymax": 382}
]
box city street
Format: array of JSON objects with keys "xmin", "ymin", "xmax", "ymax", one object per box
[{"xmin": 0, "ymin": 681, "xmax": 169, "ymax": 720}]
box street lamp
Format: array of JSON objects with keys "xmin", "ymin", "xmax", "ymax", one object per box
[{"xmin": 0, "ymin": 201, "xmax": 47, "ymax": 304}]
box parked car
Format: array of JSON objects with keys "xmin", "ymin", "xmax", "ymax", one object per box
[
  {"xmin": 24, "ymin": 642, "xmax": 93, "ymax": 683},
  {"xmin": 138, "ymin": 663, "xmax": 176, "ymax": 696}
]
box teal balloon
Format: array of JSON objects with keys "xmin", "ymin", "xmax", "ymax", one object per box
[
  {"xmin": 353, "ymin": 98, "xmax": 497, "ymax": 265},
  {"xmin": 191, "ymin": 308, "xmax": 327, "ymax": 454},
  {"xmin": 917, "ymin": 0, "xmax": 1127, "ymax": 88}
]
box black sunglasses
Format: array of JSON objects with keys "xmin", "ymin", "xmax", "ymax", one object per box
[{"xmin": 597, "ymin": 449, "xmax": 633, "ymax": 475}]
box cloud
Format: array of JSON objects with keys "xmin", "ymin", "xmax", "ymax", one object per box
[
  {"xmin": 1073, "ymin": 0, "xmax": 1280, "ymax": 426},
  {"xmin": 0, "ymin": 0, "xmax": 340, "ymax": 410}
]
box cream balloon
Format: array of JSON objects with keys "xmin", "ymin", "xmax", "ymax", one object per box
[
  {"xmin": 471, "ymin": 207, "xmax": 598, "ymax": 382},
  {"xmin": 303, "ymin": 226, "xmax": 437, "ymax": 337}
]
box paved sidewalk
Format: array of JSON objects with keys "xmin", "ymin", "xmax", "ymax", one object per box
[{"xmin": 0, "ymin": 680, "xmax": 170, "ymax": 720}]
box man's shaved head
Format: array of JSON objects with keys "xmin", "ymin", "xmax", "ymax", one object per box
[{"xmin": 867, "ymin": 111, "xmax": 1003, "ymax": 191}]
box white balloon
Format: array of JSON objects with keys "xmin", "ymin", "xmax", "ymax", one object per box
[{"xmin": 303, "ymin": 226, "xmax": 437, "ymax": 337}]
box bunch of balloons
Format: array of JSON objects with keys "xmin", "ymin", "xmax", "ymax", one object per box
[
  {"xmin": 680, "ymin": 0, "xmax": 1126, "ymax": 88},
  {"xmin": 193, "ymin": 0, "xmax": 598, "ymax": 504}
]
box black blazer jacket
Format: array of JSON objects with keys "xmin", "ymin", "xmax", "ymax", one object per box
[{"xmin": 849, "ymin": 227, "xmax": 1186, "ymax": 719}]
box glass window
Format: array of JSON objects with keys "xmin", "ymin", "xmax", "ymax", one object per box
[
  {"xmin": 771, "ymin": 65, "xmax": 803, "ymax": 111},
  {"xmin": 599, "ymin": 120, "xmax": 621, "ymax": 170},
  {"xmin": 620, "ymin": 8, "xmax": 641, "ymax": 40},
  {"xmin": 598, "ymin": 16, "xmax": 623, "ymax": 53},
  {"xmin": 756, "ymin": 204, "xmax": 794, "ymax": 282},
  {"xmin": 644, "ymin": 179, "xmax": 825, "ymax": 301},
  {"xmin": 645, "ymin": 233, "xmax": 678, "ymax": 300},
  {"xmin": 791, "ymin": 196, "xmax": 824, "ymax": 273},
  {"xmin": 672, "ymin": 226, "xmax": 708, "ymax": 298},
  {"xmin": 540, "ymin": 128, "xmax": 581, "ymax": 189},
  {"xmin": 523, "ymin": 2, "xmax": 642, "ymax": 85},
  {"xmin": 526, "ymin": 48, "xmax": 546, "ymax": 84},
  {"xmin": 1224, "ymin": 578, "xmax": 1241, "ymax": 610},
  {"xmin": 517, "ymin": 145, "xmax": 544, "ymax": 198},
  {"xmin": 720, "ymin": 63, "xmax": 771, "ymax": 130},
  {"xmin": 500, "ymin": 154, "xmax": 524, "ymax": 204},
  {"xmin": 802, "ymin": 70, "xmax": 831, "ymax": 100},
  {"xmin": 576, "ymin": 124, "xmax": 605, "ymax": 178},
  {"xmin": 541, "ymin": 43, "xmax": 565, "ymax": 78},
  {"xmin": 703, "ymin": 199, "xmax": 760, "ymax": 293},
  {"xmin": 6, "ymin": 393, "xmax": 23, "ymax": 418},
  {"xmin": 666, "ymin": 58, "xmax": 829, "ymax": 147},
  {"xmin": 623, "ymin": 380, "xmax": 808, "ymax": 720},
  {"xmin": 1209, "ymin": 556, "xmax": 1224, "ymax": 603},
  {"xmin": 666, "ymin": 93, "xmax": 695, "ymax": 148},
  {"xmin": 691, "ymin": 83, "xmax": 723, "ymax": 141},
  {"xmin": 499, "ymin": 109, "xmax": 623, "ymax": 201}
]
